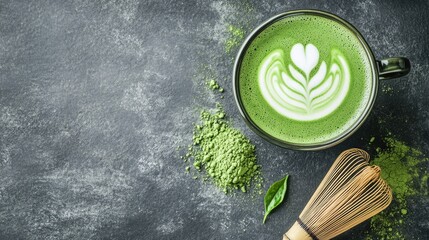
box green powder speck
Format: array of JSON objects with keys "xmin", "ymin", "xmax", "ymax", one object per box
[
  {"xmin": 186, "ymin": 105, "xmax": 261, "ymax": 193},
  {"xmin": 366, "ymin": 137, "xmax": 429, "ymax": 239},
  {"xmin": 225, "ymin": 24, "xmax": 245, "ymax": 53},
  {"xmin": 206, "ymin": 79, "xmax": 224, "ymax": 93},
  {"xmin": 382, "ymin": 85, "xmax": 394, "ymax": 94},
  {"xmin": 207, "ymin": 79, "xmax": 219, "ymax": 90}
]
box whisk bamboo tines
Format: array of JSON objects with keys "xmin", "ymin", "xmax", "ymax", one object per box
[{"xmin": 283, "ymin": 148, "xmax": 392, "ymax": 240}]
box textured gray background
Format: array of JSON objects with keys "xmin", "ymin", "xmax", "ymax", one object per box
[{"xmin": 0, "ymin": 0, "xmax": 428, "ymax": 239}]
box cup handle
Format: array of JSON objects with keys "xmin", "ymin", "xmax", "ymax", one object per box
[{"xmin": 377, "ymin": 57, "xmax": 411, "ymax": 80}]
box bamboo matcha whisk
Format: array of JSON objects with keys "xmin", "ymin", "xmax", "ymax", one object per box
[{"xmin": 284, "ymin": 148, "xmax": 392, "ymax": 240}]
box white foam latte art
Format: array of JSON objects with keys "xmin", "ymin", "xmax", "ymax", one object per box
[{"xmin": 258, "ymin": 43, "xmax": 351, "ymax": 121}]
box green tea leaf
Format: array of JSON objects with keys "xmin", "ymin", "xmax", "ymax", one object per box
[{"xmin": 263, "ymin": 175, "xmax": 289, "ymax": 224}]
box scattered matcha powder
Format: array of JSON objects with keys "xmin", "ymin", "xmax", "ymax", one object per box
[
  {"xmin": 366, "ymin": 137, "xmax": 429, "ymax": 240},
  {"xmin": 382, "ymin": 85, "xmax": 394, "ymax": 94},
  {"xmin": 206, "ymin": 79, "xmax": 224, "ymax": 93},
  {"xmin": 225, "ymin": 24, "xmax": 245, "ymax": 53},
  {"xmin": 186, "ymin": 105, "xmax": 261, "ymax": 193}
]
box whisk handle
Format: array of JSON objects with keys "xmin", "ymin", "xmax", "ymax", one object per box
[{"xmin": 283, "ymin": 221, "xmax": 313, "ymax": 240}]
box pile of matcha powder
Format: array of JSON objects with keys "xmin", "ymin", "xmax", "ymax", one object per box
[
  {"xmin": 185, "ymin": 104, "xmax": 261, "ymax": 193},
  {"xmin": 366, "ymin": 137, "xmax": 429, "ymax": 239}
]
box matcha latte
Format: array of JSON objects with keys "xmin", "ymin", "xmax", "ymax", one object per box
[{"xmin": 235, "ymin": 13, "xmax": 375, "ymax": 147}]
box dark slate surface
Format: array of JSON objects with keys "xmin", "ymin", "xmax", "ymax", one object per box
[{"xmin": 0, "ymin": 0, "xmax": 428, "ymax": 239}]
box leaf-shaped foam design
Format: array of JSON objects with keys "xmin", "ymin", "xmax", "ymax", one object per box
[
  {"xmin": 259, "ymin": 49, "xmax": 308, "ymax": 115},
  {"xmin": 290, "ymin": 43, "xmax": 319, "ymax": 77},
  {"xmin": 258, "ymin": 44, "xmax": 350, "ymax": 121},
  {"xmin": 308, "ymin": 62, "xmax": 327, "ymax": 90},
  {"xmin": 288, "ymin": 65, "xmax": 306, "ymax": 87}
]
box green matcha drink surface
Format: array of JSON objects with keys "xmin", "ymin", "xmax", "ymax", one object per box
[{"xmin": 238, "ymin": 14, "xmax": 373, "ymax": 144}]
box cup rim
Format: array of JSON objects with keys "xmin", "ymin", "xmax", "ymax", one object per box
[{"xmin": 233, "ymin": 9, "xmax": 379, "ymax": 151}]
